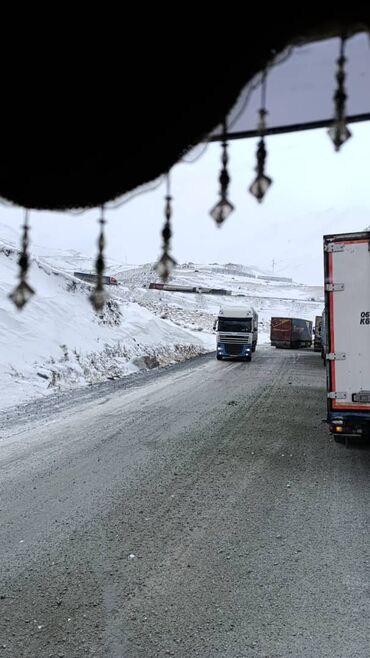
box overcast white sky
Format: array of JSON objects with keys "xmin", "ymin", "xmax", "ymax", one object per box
[{"xmin": 1, "ymin": 122, "xmax": 369, "ymax": 285}]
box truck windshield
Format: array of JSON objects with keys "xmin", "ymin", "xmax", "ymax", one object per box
[{"xmin": 218, "ymin": 318, "xmax": 252, "ymax": 332}]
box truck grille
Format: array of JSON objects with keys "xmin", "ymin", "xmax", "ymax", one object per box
[{"xmin": 219, "ymin": 334, "xmax": 250, "ymax": 344}]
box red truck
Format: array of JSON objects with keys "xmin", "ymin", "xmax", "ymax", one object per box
[{"xmin": 270, "ymin": 317, "xmax": 312, "ymax": 349}]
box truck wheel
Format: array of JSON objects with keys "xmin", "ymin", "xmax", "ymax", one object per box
[
  {"xmin": 245, "ymin": 355, "xmax": 252, "ymax": 362},
  {"xmin": 334, "ymin": 435, "xmax": 345, "ymax": 444},
  {"xmin": 216, "ymin": 355, "xmax": 222, "ymax": 361}
]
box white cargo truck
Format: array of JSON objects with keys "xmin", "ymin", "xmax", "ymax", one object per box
[
  {"xmin": 214, "ymin": 306, "xmax": 258, "ymax": 362},
  {"xmin": 324, "ymin": 231, "xmax": 370, "ymax": 443}
]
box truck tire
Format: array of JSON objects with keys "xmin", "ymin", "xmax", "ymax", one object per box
[
  {"xmin": 334, "ymin": 435, "xmax": 345, "ymax": 444},
  {"xmin": 216, "ymin": 355, "xmax": 222, "ymax": 361},
  {"xmin": 245, "ymin": 355, "xmax": 252, "ymax": 362}
]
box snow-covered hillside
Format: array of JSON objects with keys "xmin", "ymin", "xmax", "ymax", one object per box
[{"xmin": 0, "ymin": 237, "xmax": 324, "ymax": 410}]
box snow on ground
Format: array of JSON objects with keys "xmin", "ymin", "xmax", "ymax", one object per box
[{"xmin": 0, "ymin": 236, "xmax": 324, "ymax": 410}]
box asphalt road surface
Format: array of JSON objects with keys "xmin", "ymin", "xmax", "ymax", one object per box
[{"xmin": 1, "ymin": 347, "xmax": 369, "ymax": 657}]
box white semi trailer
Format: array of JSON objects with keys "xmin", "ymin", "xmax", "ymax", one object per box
[{"xmin": 324, "ymin": 230, "xmax": 370, "ymax": 444}]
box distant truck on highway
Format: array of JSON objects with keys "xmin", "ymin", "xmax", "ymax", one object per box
[
  {"xmin": 313, "ymin": 315, "xmax": 323, "ymax": 352},
  {"xmin": 74, "ymin": 272, "xmax": 118, "ymax": 285},
  {"xmin": 215, "ymin": 306, "xmax": 258, "ymax": 362},
  {"xmin": 321, "ymin": 309, "xmax": 326, "ymax": 361},
  {"xmin": 270, "ymin": 317, "xmax": 312, "ymax": 348},
  {"xmin": 323, "ymin": 230, "xmax": 370, "ymax": 443}
]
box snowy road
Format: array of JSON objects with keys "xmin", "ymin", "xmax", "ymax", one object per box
[{"xmin": 1, "ymin": 347, "xmax": 370, "ymax": 657}]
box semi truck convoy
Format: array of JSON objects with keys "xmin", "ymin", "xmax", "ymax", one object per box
[
  {"xmin": 323, "ymin": 230, "xmax": 370, "ymax": 443},
  {"xmin": 215, "ymin": 306, "xmax": 258, "ymax": 362},
  {"xmin": 270, "ymin": 317, "xmax": 312, "ymax": 348}
]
